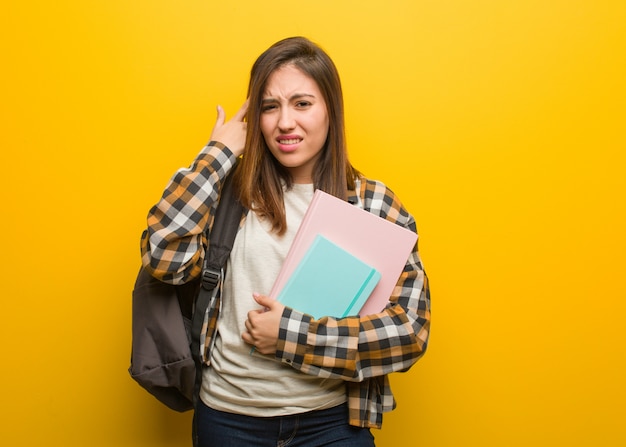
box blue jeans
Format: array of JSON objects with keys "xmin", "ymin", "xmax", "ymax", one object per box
[{"xmin": 195, "ymin": 400, "xmax": 376, "ymax": 446}]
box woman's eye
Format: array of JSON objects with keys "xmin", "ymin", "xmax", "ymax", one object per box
[
  {"xmin": 262, "ymin": 104, "xmax": 277, "ymax": 112},
  {"xmin": 296, "ymin": 101, "xmax": 311, "ymax": 108}
]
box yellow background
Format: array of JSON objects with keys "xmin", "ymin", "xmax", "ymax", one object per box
[{"xmin": 1, "ymin": 1, "xmax": 624, "ymax": 446}]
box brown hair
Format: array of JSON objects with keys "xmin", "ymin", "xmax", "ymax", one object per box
[{"xmin": 235, "ymin": 36, "xmax": 358, "ymax": 235}]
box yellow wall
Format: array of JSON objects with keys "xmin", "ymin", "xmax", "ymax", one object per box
[{"xmin": 1, "ymin": 1, "xmax": 624, "ymax": 446}]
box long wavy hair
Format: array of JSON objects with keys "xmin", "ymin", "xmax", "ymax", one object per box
[{"xmin": 235, "ymin": 36, "xmax": 358, "ymax": 235}]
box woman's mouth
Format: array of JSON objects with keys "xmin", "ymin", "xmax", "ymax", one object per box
[
  {"xmin": 276, "ymin": 136, "xmax": 302, "ymax": 152},
  {"xmin": 278, "ymin": 138, "xmax": 302, "ymax": 145}
]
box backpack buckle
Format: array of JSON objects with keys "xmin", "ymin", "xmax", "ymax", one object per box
[{"xmin": 201, "ymin": 268, "xmax": 220, "ymax": 291}]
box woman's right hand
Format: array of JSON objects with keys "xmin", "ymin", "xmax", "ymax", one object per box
[{"xmin": 209, "ymin": 100, "xmax": 249, "ymax": 157}]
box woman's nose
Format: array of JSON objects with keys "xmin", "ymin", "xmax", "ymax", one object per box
[{"xmin": 278, "ymin": 109, "xmax": 296, "ymax": 131}]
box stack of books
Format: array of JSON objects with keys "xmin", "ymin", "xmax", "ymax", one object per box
[{"xmin": 270, "ymin": 190, "xmax": 417, "ymax": 319}]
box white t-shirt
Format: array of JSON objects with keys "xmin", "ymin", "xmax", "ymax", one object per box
[{"xmin": 200, "ymin": 183, "xmax": 346, "ymax": 416}]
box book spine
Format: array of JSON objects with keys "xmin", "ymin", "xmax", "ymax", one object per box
[{"xmin": 343, "ymin": 269, "xmax": 379, "ymax": 317}]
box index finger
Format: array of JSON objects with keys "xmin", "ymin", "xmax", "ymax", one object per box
[{"xmin": 232, "ymin": 99, "xmax": 249, "ymax": 122}]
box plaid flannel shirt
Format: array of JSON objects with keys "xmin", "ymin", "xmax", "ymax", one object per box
[{"xmin": 141, "ymin": 142, "xmax": 431, "ymax": 428}]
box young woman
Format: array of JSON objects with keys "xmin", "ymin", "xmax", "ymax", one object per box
[{"xmin": 141, "ymin": 36, "xmax": 430, "ymax": 447}]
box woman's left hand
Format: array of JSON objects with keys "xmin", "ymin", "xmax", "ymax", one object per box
[{"xmin": 242, "ymin": 293, "xmax": 285, "ymax": 355}]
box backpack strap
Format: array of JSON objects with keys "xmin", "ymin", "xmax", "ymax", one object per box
[{"xmin": 190, "ymin": 165, "xmax": 245, "ymax": 409}]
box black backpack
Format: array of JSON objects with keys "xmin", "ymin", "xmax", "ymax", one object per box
[{"xmin": 129, "ymin": 169, "xmax": 245, "ymax": 412}]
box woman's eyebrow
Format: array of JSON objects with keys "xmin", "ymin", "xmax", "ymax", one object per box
[
  {"xmin": 290, "ymin": 93, "xmax": 316, "ymax": 100},
  {"xmin": 262, "ymin": 93, "xmax": 316, "ymax": 103}
]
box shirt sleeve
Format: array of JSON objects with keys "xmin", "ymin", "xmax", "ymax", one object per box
[
  {"xmin": 275, "ymin": 179, "xmax": 431, "ymax": 381},
  {"xmin": 139, "ymin": 141, "xmax": 238, "ymax": 284}
]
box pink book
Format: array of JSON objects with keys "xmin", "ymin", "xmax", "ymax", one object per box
[{"xmin": 269, "ymin": 189, "xmax": 417, "ymax": 316}]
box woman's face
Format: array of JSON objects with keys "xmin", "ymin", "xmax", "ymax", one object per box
[{"xmin": 260, "ymin": 64, "xmax": 329, "ymax": 184}]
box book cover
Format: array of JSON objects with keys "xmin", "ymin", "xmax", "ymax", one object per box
[
  {"xmin": 276, "ymin": 234, "xmax": 381, "ymax": 319},
  {"xmin": 270, "ymin": 189, "xmax": 418, "ymax": 316}
]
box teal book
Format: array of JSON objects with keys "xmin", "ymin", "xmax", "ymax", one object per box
[{"xmin": 276, "ymin": 234, "xmax": 381, "ymax": 319}]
